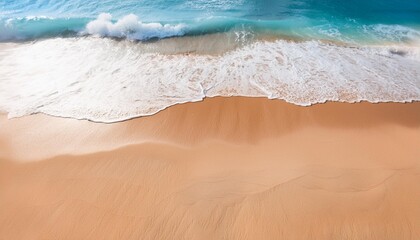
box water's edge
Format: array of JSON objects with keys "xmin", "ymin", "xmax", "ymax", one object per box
[{"xmin": 1, "ymin": 37, "xmax": 419, "ymax": 123}]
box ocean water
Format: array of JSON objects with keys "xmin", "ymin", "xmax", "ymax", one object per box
[
  {"xmin": 1, "ymin": 0, "xmax": 420, "ymax": 43},
  {"xmin": 0, "ymin": 0, "xmax": 419, "ymax": 122}
]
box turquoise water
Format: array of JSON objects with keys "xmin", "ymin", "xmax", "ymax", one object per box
[{"xmin": 1, "ymin": 0, "xmax": 420, "ymax": 43}]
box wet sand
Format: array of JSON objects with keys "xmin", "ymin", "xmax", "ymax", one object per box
[{"xmin": 1, "ymin": 97, "xmax": 420, "ymax": 239}]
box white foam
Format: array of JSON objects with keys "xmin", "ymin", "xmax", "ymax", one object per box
[
  {"xmin": 83, "ymin": 13, "xmax": 187, "ymax": 40},
  {"xmin": 0, "ymin": 38, "xmax": 419, "ymax": 122}
]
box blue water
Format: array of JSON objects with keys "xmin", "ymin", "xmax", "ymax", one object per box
[{"xmin": 1, "ymin": 0, "xmax": 420, "ymax": 43}]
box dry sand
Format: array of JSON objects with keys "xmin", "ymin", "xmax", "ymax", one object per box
[{"xmin": 0, "ymin": 97, "xmax": 419, "ymax": 239}]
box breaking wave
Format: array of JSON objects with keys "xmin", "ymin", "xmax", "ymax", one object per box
[
  {"xmin": 2, "ymin": 13, "xmax": 420, "ymax": 45},
  {"xmin": 83, "ymin": 13, "xmax": 187, "ymax": 40}
]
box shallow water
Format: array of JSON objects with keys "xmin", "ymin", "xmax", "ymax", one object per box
[{"xmin": 0, "ymin": 38, "xmax": 418, "ymax": 122}]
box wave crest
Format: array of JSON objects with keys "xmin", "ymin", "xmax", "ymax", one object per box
[{"xmin": 84, "ymin": 13, "xmax": 187, "ymax": 40}]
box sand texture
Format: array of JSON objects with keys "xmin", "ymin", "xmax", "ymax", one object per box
[{"xmin": 1, "ymin": 97, "xmax": 420, "ymax": 239}]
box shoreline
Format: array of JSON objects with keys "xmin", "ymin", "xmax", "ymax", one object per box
[
  {"xmin": 2, "ymin": 39, "xmax": 419, "ymax": 123},
  {"xmin": 3, "ymin": 97, "xmax": 420, "ymax": 124},
  {"xmin": 1, "ymin": 97, "xmax": 419, "ymax": 161}
]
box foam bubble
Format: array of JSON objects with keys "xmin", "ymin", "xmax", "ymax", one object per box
[
  {"xmin": 0, "ymin": 37, "xmax": 419, "ymax": 122},
  {"xmin": 84, "ymin": 13, "xmax": 187, "ymax": 40}
]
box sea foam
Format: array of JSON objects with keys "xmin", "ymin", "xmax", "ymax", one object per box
[{"xmin": 0, "ymin": 37, "xmax": 419, "ymax": 122}]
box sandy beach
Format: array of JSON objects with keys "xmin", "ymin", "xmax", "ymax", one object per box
[{"xmin": 1, "ymin": 97, "xmax": 420, "ymax": 239}]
